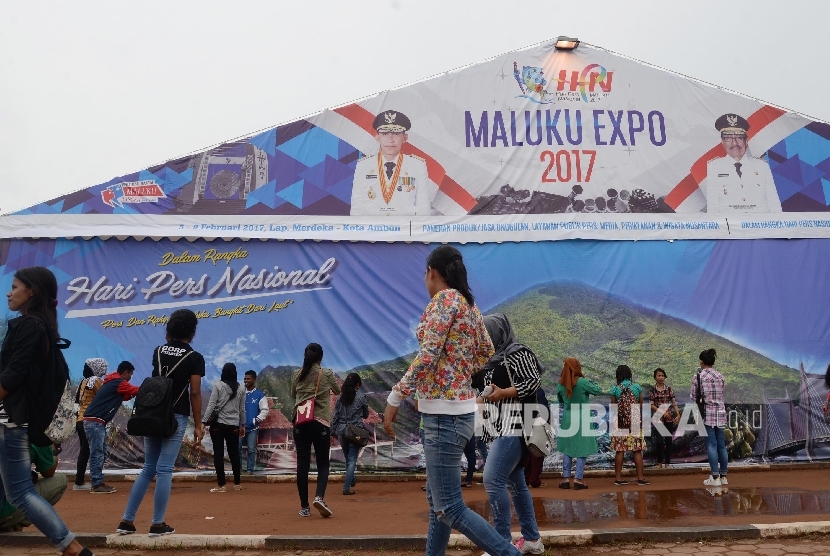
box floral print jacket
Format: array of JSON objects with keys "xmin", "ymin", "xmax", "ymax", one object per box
[{"xmin": 387, "ymin": 289, "xmax": 494, "ymax": 415}]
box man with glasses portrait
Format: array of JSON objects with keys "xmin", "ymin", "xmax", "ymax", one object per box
[
  {"xmin": 350, "ymin": 110, "xmax": 436, "ymax": 216},
  {"xmin": 703, "ymin": 113, "xmax": 782, "ymax": 213}
]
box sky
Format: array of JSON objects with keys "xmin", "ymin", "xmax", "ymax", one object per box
[{"xmin": 1, "ymin": 0, "xmax": 829, "ymax": 215}]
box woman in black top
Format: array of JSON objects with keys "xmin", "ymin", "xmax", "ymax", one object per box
[
  {"xmin": 116, "ymin": 309, "xmax": 205, "ymax": 537},
  {"xmin": 0, "ymin": 266, "xmax": 94, "ymax": 556},
  {"xmin": 331, "ymin": 372, "xmax": 369, "ymax": 495}
]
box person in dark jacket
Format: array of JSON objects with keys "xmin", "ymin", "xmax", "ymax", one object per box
[
  {"xmin": 0, "ymin": 266, "xmax": 95, "ymax": 556},
  {"xmin": 331, "ymin": 373, "xmax": 368, "ymax": 495},
  {"xmin": 83, "ymin": 361, "xmax": 138, "ymax": 494}
]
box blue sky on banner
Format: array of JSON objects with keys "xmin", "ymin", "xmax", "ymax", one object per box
[{"xmin": 2, "ymin": 0, "xmax": 830, "ymax": 214}]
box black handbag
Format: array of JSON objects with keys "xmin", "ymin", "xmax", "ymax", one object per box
[
  {"xmin": 695, "ymin": 370, "xmax": 707, "ymax": 422},
  {"xmin": 345, "ymin": 424, "xmax": 370, "ymax": 447}
]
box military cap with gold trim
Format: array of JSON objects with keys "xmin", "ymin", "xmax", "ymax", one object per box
[
  {"xmin": 715, "ymin": 113, "xmax": 750, "ymax": 135},
  {"xmin": 372, "ymin": 110, "xmax": 411, "ymax": 133}
]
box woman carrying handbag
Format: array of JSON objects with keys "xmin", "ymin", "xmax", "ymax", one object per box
[{"xmin": 291, "ymin": 343, "xmax": 340, "ymax": 517}]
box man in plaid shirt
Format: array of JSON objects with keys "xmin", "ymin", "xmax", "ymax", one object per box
[{"xmin": 690, "ymin": 348, "xmax": 728, "ymax": 487}]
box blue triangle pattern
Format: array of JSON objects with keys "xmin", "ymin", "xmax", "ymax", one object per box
[
  {"xmin": 773, "ymin": 174, "xmax": 804, "ymax": 202},
  {"xmin": 53, "ymin": 239, "xmax": 79, "ymax": 259},
  {"xmin": 277, "ymin": 127, "xmax": 340, "ymax": 168},
  {"xmin": 327, "ymin": 175, "xmax": 355, "ymax": 204},
  {"xmin": 250, "ymin": 129, "xmax": 276, "ymax": 155},
  {"xmin": 246, "ymin": 179, "xmax": 278, "ymax": 209},
  {"xmin": 278, "ymin": 180, "xmax": 305, "ymax": 208},
  {"xmin": 782, "ymin": 127, "xmax": 830, "ymax": 167}
]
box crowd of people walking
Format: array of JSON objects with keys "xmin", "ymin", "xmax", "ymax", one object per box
[{"xmin": 0, "ymin": 259, "xmax": 751, "ymax": 556}]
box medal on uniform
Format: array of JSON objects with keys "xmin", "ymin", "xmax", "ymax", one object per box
[
  {"xmin": 368, "ymin": 186, "xmax": 376, "ymax": 200},
  {"xmin": 401, "ymin": 175, "xmax": 415, "ymax": 192},
  {"xmin": 377, "ymin": 152, "xmax": 404, "ymax": 204}
]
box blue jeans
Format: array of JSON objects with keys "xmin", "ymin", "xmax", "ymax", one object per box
[
  {"xmin": 0, "ymin": 426, "xmax": 74, "ymax": 550},
  {"xmin": 83, "ymin": 420, "xmax": 107, "ymax": 487},
  {"xmin": 241, "ymin": 428, "xmax": 258, "ymax": 472},
  {"xmin": 704, "ymin": 425, "xmax": 728, "ymax": 477},
  {"xmin": 476, "ymin": 436, "xmax": 489, "ymax": 466},
  {"xmin": 122, "ymin": 413, "xmax": 188, "ymax": 525},
  {"xmin": 422, "ymin": 413, "xmax": 520, "ymax": 556},
  {"xmin": 339, "ymin": 434, "xmax": 358, "ymax": 492},
  {"xmin": 562, "ymin": 454, "xmax": 586, "ymax": 480},
  {"xmin": 483, "ymin": 435, "xmax": 540, "ymax": 543}
]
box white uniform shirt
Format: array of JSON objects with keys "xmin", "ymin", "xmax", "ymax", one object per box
[
  {"xmin": 703, "ymin": 154, "xmax": 782, "ymax": 213},
  {"xmin": 350, "ymin": 153, "xmax": 434, "ymax": 216}
]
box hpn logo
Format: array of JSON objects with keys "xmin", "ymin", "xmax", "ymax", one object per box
[{"xmin": 513, "ymin": 62, "xmax": 613, "ymax": 104}]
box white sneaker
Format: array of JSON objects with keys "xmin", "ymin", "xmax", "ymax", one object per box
[
  {"xmin": 703, "ymin": 476, "xmax": 721, "ymax": 487},
  {"xmin": 720, "ymin": 476, "xmax": 728, "ymax": 485},
  {"xmin": 73, "ymin": 483, "xmax": 92, "ymax": 491},
  {"xmin": 515, "ymin": 538, "xmax": 545, "ymax": 554}
]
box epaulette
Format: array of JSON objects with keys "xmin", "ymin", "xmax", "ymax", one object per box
[
  {"xmin": 357, "ymin": 155, "xmax": 372, "ymax": 162},
  {"xmin": 407, "ymin": 154, "xmax": 426, "ymax": 163}
]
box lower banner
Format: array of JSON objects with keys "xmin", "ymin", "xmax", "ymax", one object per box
[{"xmin": 0, "ymin": 237, "xmax": 827, "ymax": 471}]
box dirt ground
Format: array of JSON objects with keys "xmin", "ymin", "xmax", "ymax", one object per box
[
  {"xmin": 36, "ymin": 468, "xmax": 830, "ymax": 537},
  {"xmin": 3, "ymin": 537, "xmax": 830, "ymax": 556}
]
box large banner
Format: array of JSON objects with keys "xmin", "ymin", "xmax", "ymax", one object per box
[
  {"xmin": 5, "ymin": 43, "xmax": 830, "ymax": 241},
  {"xmin": 1, "ymin": 237, "xmax": 828, "ymax": 471}
]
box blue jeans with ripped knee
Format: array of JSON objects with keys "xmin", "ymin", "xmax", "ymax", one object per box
[{"xmin": 422, "ymin": 412, "xmax": 520, "ymax": 556}]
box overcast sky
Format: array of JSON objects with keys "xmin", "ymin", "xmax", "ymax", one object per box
[{"xmin": 1, "ymin": 0, "xmax": 827, "ymax": 214}]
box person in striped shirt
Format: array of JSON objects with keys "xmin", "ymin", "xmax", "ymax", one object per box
[{"xmin": 478, "ymin": 313, "xmax": 545, "ymax": 555}]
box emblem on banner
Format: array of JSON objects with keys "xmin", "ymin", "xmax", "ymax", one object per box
[
  {"xmin": 101, "ymin": 180, "xmax": 167, "ymax": 208},
  {"xmin": 513, "ymin": 62, "xmax": 553, "ymax": 104}
]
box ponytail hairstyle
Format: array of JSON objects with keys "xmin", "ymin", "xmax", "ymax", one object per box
[
  {"xmin": 699, "ymin": 348, "xmax": 717, "ymax": 367},
  {"xmin": 14, "ymin": 266, "xmax": 59, "ymax": 339},
  {"xmin": 221, "ymin": 362, "xmax": 239, "ymax": 398},
  {"xmin": 426, "ymin": 245, "xmax": 475, "ymax": 306},
  {"xmin": 341, "ymin": 372, "xmax": 361, "ymax": 406},
  {"xmin": 298, "ymin": 342, "xmax": 324, "ymax": 382}
]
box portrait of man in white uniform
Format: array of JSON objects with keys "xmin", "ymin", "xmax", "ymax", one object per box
[
  {"xmin": 703, "ymin": 113, "xmax": 782, "ymax": 214},
  {"xmin": 350, "ymin": 110, "xmax": 435, "ymax": 216}
]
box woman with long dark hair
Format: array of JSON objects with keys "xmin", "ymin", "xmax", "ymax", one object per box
[
  {"xmin": 382, "ymin": 245, "xmax": 522, "ymax": 556},
  {"xmin": 610, "ymin": 365, "xmax": 648, "ymax": 486},
  {"xmin": 204, "ymin": 362, "xmax": 246, "ymax": 492},
  {"xmin": 0, "ymin": 266, "xmax": 94, "ymax": 555},
  {"xmin": 331, "ymin": 372, "xmax": 368, "ymax": 495},
  {"xmin": 116, "ymin": 308, "xmax": 205, "ymax": 537},
  {"xmin": 291, "ymin": 343, "xmax": 340, "ymax": 517}
]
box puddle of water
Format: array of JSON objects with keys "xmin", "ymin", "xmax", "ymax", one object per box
[{"xmin": 466, "ymin": 487, "xmax": 830, "ymax": 526}]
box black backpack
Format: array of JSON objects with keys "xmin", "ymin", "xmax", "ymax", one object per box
[
  {"xmin": 126, "ymin": 348, "xmax": 192, "ymax": 438},
  {"xmin": 26, "ymin": 317, "xmax": 72, "ymax": 447}
]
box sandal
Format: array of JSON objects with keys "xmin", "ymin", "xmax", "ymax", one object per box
[
  {"xmin": 461, "ymin": 482, "xmax": 473, "ymax": 488},
  {"xmin": 637, "ymin": 479, "xmax": 650, "ymax": 485},
  {"xmin": 558, "ymin": 481, "xmax": 571, "ymax": 489},
  {"xmin": 573, "ymin": 481, "xmax": 588, "ymax": 490}
]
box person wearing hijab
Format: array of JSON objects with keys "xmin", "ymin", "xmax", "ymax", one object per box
[
  {"xmin": 203, "ymin": 363, "xmax": 246, "ymax": 492},
  {"xmin": 478, "ymin": 313, "xmax": 545, "ymax": 555},
  {"xmin": 74, "ymin": 358, "xmax": 108, "ymax": 491},
  {"xmin": 556, "ymin": 358, "xmax": 603, "ymax": 489}
]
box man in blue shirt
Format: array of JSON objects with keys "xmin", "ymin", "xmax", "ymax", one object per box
[{"xmin": 241, "ymin": 370, "xmax": 269, "ymax": 474}]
